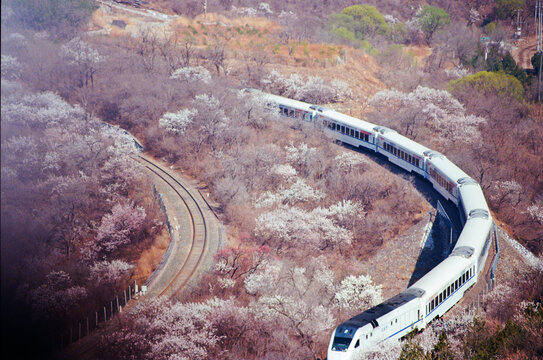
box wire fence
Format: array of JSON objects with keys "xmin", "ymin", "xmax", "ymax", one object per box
[
  {"xmin": 56, "ymin": 186, "xmax": 171, "ymax": 352},
  {"xmin": 56, "ymin": 280, "xmax": 143, "ymax": 352}
]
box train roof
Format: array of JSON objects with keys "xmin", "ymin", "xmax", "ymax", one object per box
[
  {"xmin": 455, "ymin": 216, "xmax": 493, "ymax": 250},
  {"xmin": 260, "ymin": 92, "xmax": 315, "ymax": 112},
  {"xmin": 458, "ymin": 182, "xmax": 490, "ymax": 219},
  {"xmin": 320, "ymin": 109, "xmax": 377, "ymax": 133},
  {"xmin": 341, "ymin": 287, "xmax": 425, "ymax": 329},
  {"xmin": 410, "ymin": 256, "xmax": 471, "ymax": 298},
  {"xmin": 426, "ymin": 154, "xmax": 470, "ymax": 184},
  {"xmin": 380, "ymin": 131, "xmax": 430, "ymax": 157}
]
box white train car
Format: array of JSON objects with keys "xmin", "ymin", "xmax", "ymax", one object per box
[
  {"xmin": 375, "ymin": 128, "xmax": 429, "ymax": 177},
  {"xmin": 254, "ymin": 91, "xmax": 494, "ymax": 358},
  {"xmin": 328, "ymin": 288, "xmax": 425, "ymax": 360},
  {"xmin": 424, "ymin": 152, "xmax": 469, "ymax": 204},
  {"xmin": 260, "ymin": 92, "xmax": 318, "ymax": 122},
  {"xmin": 317, "ymin": 109, "xmax": 377, "ymax": 151}
]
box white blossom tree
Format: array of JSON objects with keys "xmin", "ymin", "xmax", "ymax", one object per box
[
  {"xmin": 254, "ymin": 205, "xmax": 350, "ymax": 250},
  {"xmin": 334, "ymin": 275, "xmax": 383, "ymax": 316},
  {"xmin": 255, "ymin": 177, "xmax": 324, "ymax": 208},
  {"xmin": 369, "ymin": 85, "xmax": 486, "ymax": 144},
  {"xmin": 159, "ymin": 108, "xmax": 197, "ymax": 135},
  {"xmin": 262, "ymin": 70, "xmax": 352, "ymax": 103},
  {"xmin": 89, "ymin": 260, "xmax": 133, "ymax": 290},
  {"xmin": 170, "ymin": 66, "xmax": 211, "ymax": 83},
  {"xmin": 1, "ymin": 54, "xmax": 20, "ymax": 80},
  {"xmin": 85, "ymin": 201, "xmax": 146, "ymax": 260},
  {"xmin": 245, "ymin": 257, "xmax": 382, "ymax": 359},
  {"xmin": 245, "ymin": 258, "xmax": 336, "ymax": 359},
  {"xmin": 62, "ymin": 37, "xmax": 104, "ymax": 88}
]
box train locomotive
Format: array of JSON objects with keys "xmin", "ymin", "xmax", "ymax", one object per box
[{"xmin": 254, "ymin": 91, "xmax": 495, "ymax": 359}]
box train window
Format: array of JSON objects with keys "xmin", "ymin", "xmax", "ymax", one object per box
[
  {"xmin": 341, "ymin": 125, "xmax": 345, "ymax": 134},
  {"xmin": 396, "ymin": 319, "xmax": 398, "ymax": 323},
  {"xmin": 289, "ymin": 109, "xmax": 294, "ymax": 117},
  {"xmin": 350, "ymin": 129, "xmax": 354, "ymax": 136},
  {"xmin": 366, "ymin": 335, "xmax": 368, "ymax": 339},
  {"xmin": 355, "ymin": 340, "xmax": 360, "ymax": 348},
  {"xmin": 439, "ymin": 294, "xmax": 442, "ymax": 303},
  {"xmin": 355, "ymin": 131, "xmax": 360, "ymax": 139}
]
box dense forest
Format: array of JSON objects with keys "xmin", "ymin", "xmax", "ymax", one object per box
[{"xmin": 1, "ymin": 0, "xmax": 542, "ymax": 359}]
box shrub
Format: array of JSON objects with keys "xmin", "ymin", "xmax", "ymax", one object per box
[
  {"xmin": 448, "ymin": 71, "xmax": 525, "ymax": 102},
  {"xmin": 418, "ymin": 5, "xmax": 451, "ymax": 44}
]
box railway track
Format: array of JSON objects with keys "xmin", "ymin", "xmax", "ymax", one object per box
[{"xmin": 132, "ymin": 154, "xmax": 212, "ymax": 299}]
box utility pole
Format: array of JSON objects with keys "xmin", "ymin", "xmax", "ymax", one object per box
[
  {"xmin": 204, "ymin": 0, "xmax": 207, "ymax": 15},
  {"xmin": 516, "ymin": 9, "xmax": 522, "ymax": 38}
]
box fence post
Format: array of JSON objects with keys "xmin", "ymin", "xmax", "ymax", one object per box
[
  {"xmin": 124, "ymin": 290, "xmax": 127, "ymax": 306},
  {"xmin": 111, "ymin": 301, "xmax": 113, "ymax": 317},
  {"xmin": 79, "ymin": 322, "xmax": 81, "ymax": 340},
  {"xmin": 104, "ymin": 306, "xmax": 107, "ymax": 322},
  {"xmin": 128, "ymin": 286, "xmax": 131, "ymax": 301},
  {"xmin": 95, "ymin": 312, "xmax": 98, "ymax": 328},
  {"xmin": 87, "ymin": 317, "xmax": 89, "ymax": 336}
]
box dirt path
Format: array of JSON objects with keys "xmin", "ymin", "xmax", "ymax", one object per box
[{"xmin": 513, "ymin": 37, "xmax": 538, "ymax": 69}]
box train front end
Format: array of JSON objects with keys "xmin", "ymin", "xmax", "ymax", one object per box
[{"xmin": 327, "ymin": 325, "xmax": 359, "ymax": 360}]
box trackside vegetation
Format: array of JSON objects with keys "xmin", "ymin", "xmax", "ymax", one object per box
[{"xmin": 448, "ymin": 71, "xmax": 525, "ymax": 102}]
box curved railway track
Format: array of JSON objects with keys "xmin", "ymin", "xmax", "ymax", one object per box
[{"xmin": 133, "ymin": 154, "xmax": 211, "ymax": 299}]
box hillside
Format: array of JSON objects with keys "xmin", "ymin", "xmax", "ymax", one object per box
[{"xmin": 1, "ymin": 1, "xmax": 542, "ymax": 359}]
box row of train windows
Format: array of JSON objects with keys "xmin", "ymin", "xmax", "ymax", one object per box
[
  {"xmin": 428, "ymin": 166, "xmax": 454, "ymax": 193},
  {"xmin": 383, "ymin": 142, "xmax": 420, "ymax": 168},
  {"xmin": 427, "ymin": 266, "xmax": 475, "ymax": 315},
  {"xmin": 323, "ymin": 120, "xmax": 370, "ymax": 142},
  {"xmin": 280, "ymin": 106, "xmax": 297, "ymax": 118}
]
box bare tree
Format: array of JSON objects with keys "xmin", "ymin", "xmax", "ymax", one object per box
[
  {"xmin": 205, "ymin": 32, "xmax": 232, "ymax": 74},
  {"xmin": 159, "ymin": 30, "xmax": 197, "ymax": 74},
  {"xmin": 135, "ymin": 26, "xmax": 160, "ymax": 72}
]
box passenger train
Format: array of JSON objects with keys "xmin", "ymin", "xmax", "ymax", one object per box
[{"xmin": 252, "ymin": 90, "xmax": 495, "ymax": 359}]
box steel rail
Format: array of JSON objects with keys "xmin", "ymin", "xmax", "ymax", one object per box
[{"xmin": 133, "ymin": 155, "xmax": 208, "ymax": 298}]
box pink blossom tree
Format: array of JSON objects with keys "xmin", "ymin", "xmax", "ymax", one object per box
[{"xmin": 89, "ymin": 201, "xmax": 146, "ymax": 260}]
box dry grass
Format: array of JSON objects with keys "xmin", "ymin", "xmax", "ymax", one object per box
[{"xmin": 131, "ymin": 228, "xmax": 170, "ymax": 284}]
